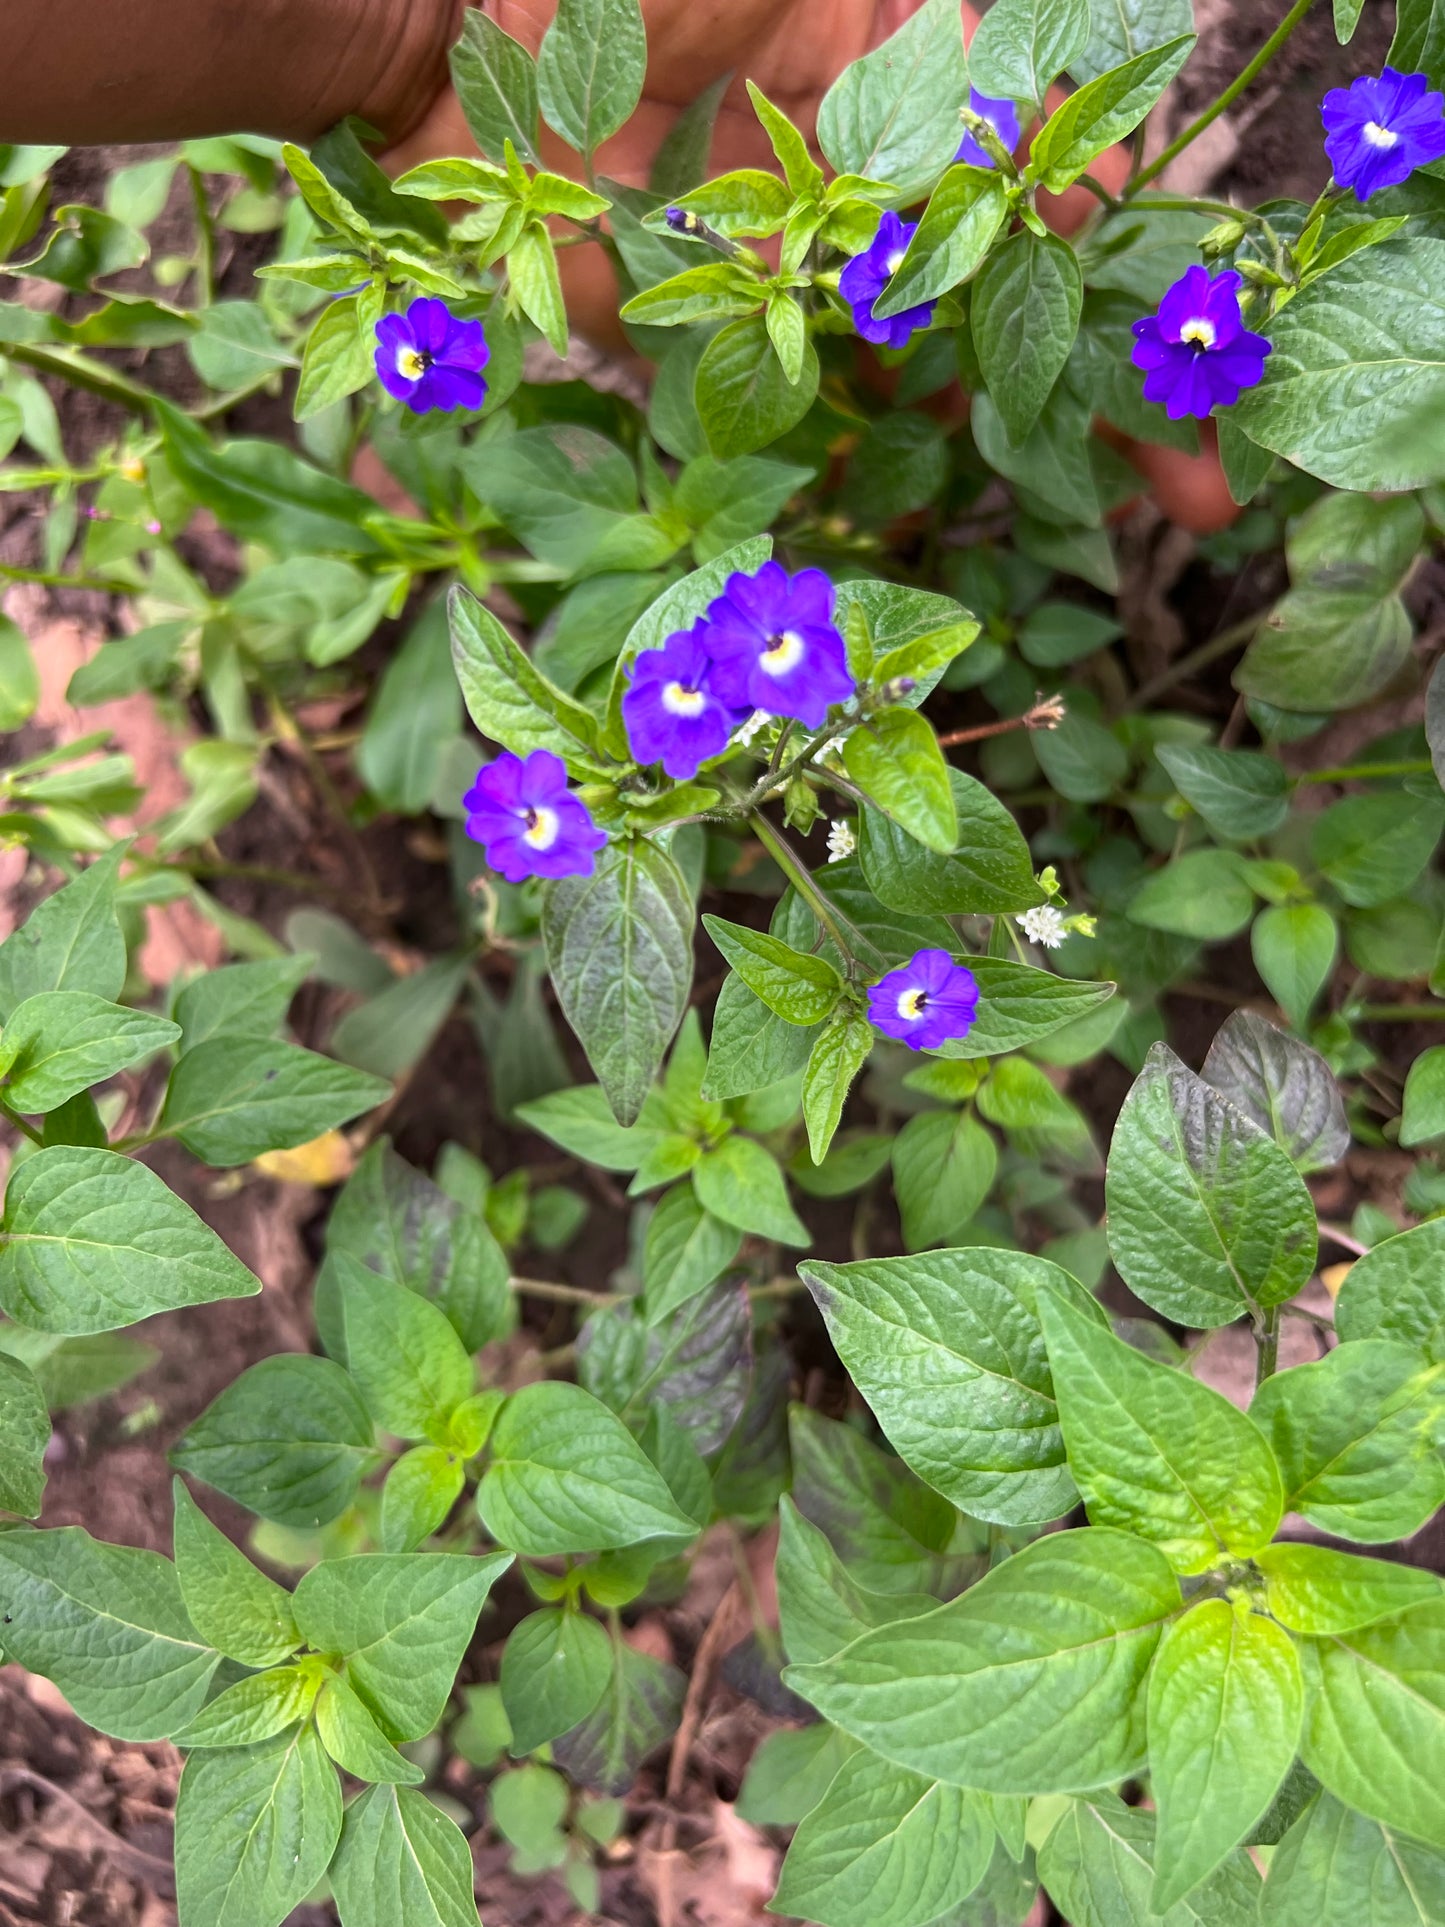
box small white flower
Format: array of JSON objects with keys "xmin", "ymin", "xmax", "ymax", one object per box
[
  {"xmin": 827, "ymin": 819, "xmax": 856, "ymax": 863},
  {"xmin": 811, "ymin": 731, "xmax": 850, "ymax": 763},
  {"xmin": 1019, "ymin": 905, "xmax": 1067, "ymax": 949},
  {"xmin": 734, "ymin": 709, "xmax": 771, "ymax": 747}
]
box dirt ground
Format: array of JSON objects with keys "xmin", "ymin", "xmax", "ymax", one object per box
[{"xmin": 1, "ymin": 3, "xmax": 1441, "ymax": 1922}]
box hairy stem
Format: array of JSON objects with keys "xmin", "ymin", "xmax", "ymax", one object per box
[
  {"xmin": 748, "ymin": 809, "xmax": 858, "ymax": 965},
  {"xmin": 0, "ymin": 1099, "xmax": 44, "ymax": 1145},
  {"xmin": 1254, "ymin": 1304, "xmax": 1281, "ymax": 1388}
]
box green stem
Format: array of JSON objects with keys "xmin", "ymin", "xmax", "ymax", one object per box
[
  {"xmin": 748, "ymin": 809, "xmax": 857, "ymax": 965},
  {"xmin": 0, "ymin": 1099, "xmax": 44, "ymax": 1145},
  {"xmin": 164, "ymin": 856, "xmax": 354, "ymax": 901},
  {"xmin": 1357, "ymin": 1004, "xmax": 1445, "ymax": 1021},
  {"xmin": 1, "ymin": 341, "xmax": 158, "ymax": 413},
  {"xmin": 1129, "ymin": 0, "xmax": 1318, "ymax": 196},
  {"xmin": 1117, "ymin": 615, "xmax": 1260, "ymax": 715},
  {"xmin": 0, "ymin": 562, "xmax": 140, "ymax": 594},
  {"xmin": 1254, "ymin": 1304, "xmax": 1281, "ymax": 1388},
  {"xmin": 509, "ymin": 1274, "xmax": 617, "ymax": 1307},
  {"xmin": 1297, "ymin": 759, "xmax": 1434, "ymax": 784}
]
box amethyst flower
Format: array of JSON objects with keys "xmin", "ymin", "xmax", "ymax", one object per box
[
  {"xmin": 463, "ymin": 749, "xmax": 605, "ymax": 883},
  {"xmin": 956, "ymin": 88, "xmax": 1021, "ymax": 168},
  {"xmin": 1322, "ymin": 67, "xmax": 1445, "ymax": 200},
  {"xmin": 1130, "ymin": 267, "xmax": 1271, "ymax": 421},
  {"xmin": 701, "ymin": 560, "xmax": 854, "ymax": 730},
  {"xmin": 623, "ymin": 625, "xmax": 738, "ymax": 779},
  {"xmin": 867, "ymin": 950, "xmax": 980, "ymax": 1051},
  {"xmin": 838, "ymin": 211, "xmax": 937, "ymax": 350},
  {"xmin": 374, "ymin": 297, "xmax": 489, "ymax": 414}
]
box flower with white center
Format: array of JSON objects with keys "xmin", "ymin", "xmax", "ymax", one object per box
[
  {"xmin": 826, "ymin": 819, "xmax": 856, "ymax": 863},
  {"xmin": 1019, "ymin": 905, "xmax": 1067, "ymax": 950}
]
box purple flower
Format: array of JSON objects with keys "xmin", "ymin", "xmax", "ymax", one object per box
[
  {"xmin": 956, "ymin": 89, "xmax": 1021, "ymax": 168},
  {"xmin": 867, "ymin": 949, "xmax": 980, "ymax": 1051},
  {"xmin": 463, "ymin": 749, "xmax": 606, "ymax": 883},
  {"xmin": 374, "ymin": 297, "xmax": 489, "ymax": 414},
  {"xmin": 701, "ymin": 560, "xmax": 854, "ymax": 729},
  {"xmin": 838, "ymin": 211, "xmax": 937, "ymax": 351},
  {"xmin": 1130, "ymin": 267, "xmax": 1271, "ymax": 421},
  {"xmin": 623, "ymin": 625, "xmax": 738, "ymax": 779},
  {"xmin": 1322, "ymin": 67, "xmax": 1445, "ymax": 200}
]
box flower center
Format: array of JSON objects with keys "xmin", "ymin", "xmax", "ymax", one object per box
[
  {"xmin": 1179, "ymin": 318, "xmax": 1216, "ymax": 351},
  {"xmin": 760, "ymin": 631, "xmax": 806, "ymax": 676},
  {"xmin": 397, "ymin": 346, "xmax": 434, "ymax": 380},
  {"xmin": 521, "ymin": 805, "xmax": 560, "ymax": 850},
  {"xmin": 1362, "ymin": 119, "xmax": 1399, "ymax": 149},
  {"xmin": 896, "ymin": 987, "xmax": 929, "ymax": 1020},
  {"xmin": 886, "ymin": 248, "xmax": 908, "ymax": 275},
  {"xmin": 661, "ymin": 681, "xmax": 708, "ymax": 717}
]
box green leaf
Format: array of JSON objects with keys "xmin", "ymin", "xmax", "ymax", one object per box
[
  {"xmin": 501, "ymin": 1607, "xmax": 613, "ymax": 1754},
  {"xmin": 516, "ymin": 1084, "xmax": 666, "ymax": 1170},
  {"xmin": 542, "ymin": 839, "xmax": 694, "ymax": 1127},
  {"xmin": 172, "ymin": 1478, "xmax": 300, "ymax": 1668},
  {"xmin": 802, "ymin": 1007, "xmax": 874, "ymax": 1164},
  {"xmin": 1337, "ymin": 1218, "xmax": 1445, "ymax": 1361},
  {"xmin": 358, "ymin": 597, "xmax": 462, "ymax": 815},
  {"xmin": 775, "ymin": 1498, "xmax": 937, "ymax": 1666},
  {"xmin": 842, "ymin": 707, "xmax": 958, "ymax": 855},
  {"xmin": 675, "ymin": 452, "xmax": 814, "ymax": 564},
  {"xmin": 1251, "ymin": 903, "xmax": 1339, "ymax": 1032},
  {"xmin": 695, "ymin": 314, "xmax": 820, "ymax": 460},
  {"xmin": 643, "ymin": 1183, "xmax": 743, "ymax": 1323},
  {"xmin": 174, "ymin": 1662, "xmax": 321, "ymax": 1748},
  {"xmin": 890, "ymin": 1109, "xmax": 998, "ymax": 1250},
  {"xmin": 1250, "ymin": 1340, "xmax": 1445, "ymax": 1543},
  {"xmin": 0, "ymin": 845, "xmax": 126, "ymax": 1021},
  {"xmin": 1256, "ymin": 1543, "xmax": 1443, "ymax": 1636},
  {"xmin": 478, "ymin": 1380, "xmax": 696, "ymax": 1555},
  {"xmin": 746, "ymin": 81, "xmax": 825, "ymax": 197},
  {"xmin": 1146, "ymin": 1600, "xmax": 1303, "ymax": 1909},
  {"xmin": 172, "ymin": 1354, "xmax": 377, "ymax": 1528},
  {"xmin": 693, "ymin": 1133, "xmax": 810, "ymax": 1245},
  {"xmin": 736, "ymin": 1723, "xmax": 861, "ymax": 1827},
  {"xmin": 934, "ymin": 956, "xmax": 1115, "ymax": 1058},
  {"xmin": 622, "ymin": 260, "xmax": 765, "ymax": 328},
  {"xmin": 332, "ymin": 1783, "xmax": 481, "ymax": 1927},
  {"xmin": 1037, "ymin": 1794, "xmax": 1261, "ymax": 1927},
  {"xmin": 293, "ymin": 1551, "xmax": 511, "ymax": 1740},
  {"xmin": 1299, "ymin": 1599, "xmax": 1445, "ymax": 1849},
  {"xmin": 0, "ymin": 1144, "xmax": 259, "ymax": 1334},
  {"xmin": 701, "ymin": 973, "xmax": 818, "ymax": 1101},
  {"xmin": 380, "ymin": 1446, "xmax": 466, "ymax": 1553},
  {"xmin": 981, "ymin": 236, "xmax": 1087, "ymax": 454},
  {"xmin": 1200, "ymin": 1009, "xmax": 1349, "ymax": 1174},
  {"xmin": 449, "ymin": 580, "xmax": 600, "ymax": 759},
  {"xmin": 158, "ymin": 1035, "xmax": 387, "ymax": 1165},
  {"xmin": 173, "ymin": 954, "xmax": 311, "ymax": 1053},
  {"xmin": 787, "ymin": 1528, "xmax": 1180, "ymax": 1791},
  {"xmin": 331, "ymin": 1252, "xmax": 474, "ymax": 1443},
  {"xmin": 1038, "ymin": 1285, "xmax": 1283, "ymax": 1571},
  {"xmin": 1237, "ymin": 583, "xmax": 1413, "ymax": 713},
  {"xmin": 537, "ymin": 0, "xmax": 646, "ymax": 157},
  {"xmin": 316, "ymin": 1670, "xmax": 425, "ymax": 1784},
  {"xmin": 774, "ymin": 1749, "xmax": 994, "ymax": 1927},
  {"xmin": 817, "ymin": 0, "xmax": 970, "ymax": 200},
  {"xmin": 800, "ymin": 1250, "xmax": 1100, "ymax": 1526},
  {"xmin": 1028, "ymin": 35, "xmax": 1196, "ymax": 192},
  {"xmin": 703, "ymin": 914, "xmax": 843, "ymax": 1025},
  {"xmin": 1072, "ymin": 0, "xmax": 1196, "ymax": 84},
  {"xmin": 450, "ymin": 7, "xmax": 540, "ymax": 165},
  {"xmin": 1127, "ymin": 849, "xmax": 1256, "ymax": 941},
  {"xmin": 1403, "ymin": 1044, "xmax": 1445, "ymax": 1146},
  {"xmin": 174, "ymin": 1726, "xmax": 341, "ymax": 1927},
  {"xmin": 1, "ymin": 989, "xmax": 176, "ymax": 1113},
  {"xmin": 1234, "ymin": 238, "xmax": 1445, "ymax": 489},
  {"xmin": 1261, "ymin": 1790, "xmax": 1445, "ymax": 1926},
  {"xmin": 0, "ymin": 1349, "xmax": 48, "ymax": 1517},
  {"xmin": 973, "ymin": 383, "xmax": 1101, "ymax": 525},
  {"xmin": 876, "ymin": 166, "xmax": 1009, "ymax": 317},
  {"xmin": 551, "ymin": 1641, "xmax": 687, "ymax": 1795},
  {"xmin": 1156, "ymin": 742, "xmax": 1289, "ymax": 842},
  {"xmin": 970, "ymin": 0, "xmax": 1088, "ymax": 104},
  {"xmin": 1104, "ymin": 1041, "xmax": 1319, "ymax": 1327},
  {"xmin": 0, "ymin": 613, "xmax": 39, "ymax": 729},
  {"xmin": 0, "ymin": 1525, "xmax": 218, "ymax": 1739},
  {"xmin": 579, "ymin": 1278, "xmax": 751, "ymax": 1456},
  {"xmin": 859, "ymin": 768, "xmax": 1043, "ymax": 916},
  {"xmin": 1313, "ymin": 792, "xmax": 1445, "ymax": 908},
  {"xmin": 295, "ymin": 291, "xmax": 371, "ymax": 418},
  {"xmin": 0, "ymin": 1325, "xmax": 153, "ymax": 1407},
  {"xmin": 508, "ymin": 222, "xmax": 569, "ymax": 356}
]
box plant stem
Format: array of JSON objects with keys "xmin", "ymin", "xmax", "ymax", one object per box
[
  {"xmin": 0, "ymin": 1100, "xmax": 44, "ymax": 1145},
  {"xmin": 1118, "ymin": 615, "xmax": 1260, "ymax": 714},
  {"xmin": 1, "ymin": 341, "xmax": 158, "ymax": 414},
  {"xmin": 748, "ymin": 809, "xmax": 857, "ymax": 964},
  {"xmin": 1254, "ymin": 1304, "xmax": 1281, "ymax": 1388},
  {"xmin": 1130, "ymin": 0, "xmax": 1319, "ymax": 195},
  {"xmin": 1357, "ymin": 1003, "xmax": 1445, "ymax": 1021},
  {"xmin": 1297, "ymin": 759, "xmax": 1434, "ymax": 784},
  {"xmin": 937, "ymin": 694, "xmax": 1067, "ymax": 749},
  {"xmin": 0, "ymin": 562, "xmax": 140, "ymax": 594},
  {"xmin": 165, "ymin": 856, "xmax": 355, "ymax": 901},
  {"xmin": 508, "ymin": 1274, "xmax": 617, "ymax": 1307}
]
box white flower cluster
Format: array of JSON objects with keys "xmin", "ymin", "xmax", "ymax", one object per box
[
  {"xmin": 826, "ymin": 819, "xmax": 856, "ymax": 863},
  {"xmin": 1018, "ymin": 904, "xmax": 1067, "ymax": 949}
]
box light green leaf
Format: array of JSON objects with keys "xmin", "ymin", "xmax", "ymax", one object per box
[
  {"xmin": 1028, "ymin": 35, "xmax": 1196, "ymax": 192},
  {"xmin": 1261, "ymin": 1791, "xmax": 1445, "ymax": 1927},
  {"xmin": 1147, "ymin": 1600, "xmax": 1303, "ymax": 1909},
  {"xmin": 1037, "ymin": 1794, "xmax": 1261, "ymax": 1927},
  {"xmin": 172, "ymin": 1478, "xmax": 300, "ymax": 1668},
  {"xmin": 972, "ymin": 229, "xmax": 1083, "ymax": 445},
  {"xmin": 817, "ymin": 0, "xmax": 969, "ymax": 200},
  {"xmin": 775, "ymin": 1498, "xmax": 938, "ymax": 1666},
  {"xmin": 693, "ymin": 1133, "xmax": 810, "ymax": 1245},
  {"xmin": 859, "ymin": 768, "xmax": 1043, "ymax": 916},
  {"xmin": 478, "ymin": 1380, "xmax": 696, "ymax": 1554},
  {"xmin": 173, "ymin": 954, "xmax": 311, "ymax": 1053},
  {"xmin": 0, "ymin": 1144, "xmax": 259, "ymax": 1334},
  {"xmin": 542, "ymin": 839, "xmax": 694, "ymax": 1127},
  {"xmin": 788, "ymin": 1528, "xmax": 1180, "ymax": 1791},
  {"xmin": 802, "ymin": 1007, "xmax": 874, "ymax": 1164},
  {"xmin": 1256, "ymin": 1543, "xmax": 1443, "ymax": 1636},
  {"xmin": 933, "ymin": 956, "xmax": 1116, "ymax": 1058},
  {"xmin": 875, "ymin": 166, "xmax": 1009, "ymax": 317},
  {"xmin": 1104, "ymin": 1042, "xmax": 1318, "ymax": 1327},
  {"xmin": 0, "ymin": 1525, "xmax": 218, "ymax": 1740},
  {"xmin": 701, "ymin": 973, "xmax": 818, "ymax": 1101},
  {"xmin": 774, "ymin": 1750, "xmax": 995, "ymax": 1927},
  {"xmin": 317, "ymin": 1671, "xmax": 425, "ymax": 1784},
  {"xmin": 703, "ymin": 914, "xmax": 843, "ymax": 1025},
  {"xmin": 890, "ymin": 1109, "xmax": 998, "ymax": 1250},
  {"xmin": 331, "ymin": 1251, "xmax": 474, "ymax": 1444},
  {"xmin": 158, "ymin": 1036, "xmax": 387, "ymax": 1165},
  {"xmin": 1252, "ymin": 903, "xmax": 1338, "ymax": 1032},
  {"xmin": 501, "ymin": 1607, "xmax": 613, "ymax": 1754},
  {"xmin": 800, "ymin": 1250, "xmax": 1100, "ymax": 1526},
  {"xmin": 695, "ymin": 313, "xmax": 820, "ymax": 460},
  {"xmin": 0, "ymin": 845, "xmax": 126, "ymax": 1021},
  {"xmin": 516, "ymin": 1084, "xmax": 667, "ymax": 1170},
  {"xmin": 293, "ymin": 1551, "xmax": 512, "ymax": 1740},
  {"xmin": 174, "ymin": 1662, "xmax": 320, "ymax": 1748},
  {"xmin": 0, "ymin": 614, "xmax": 40, "ymax": 729},
  {"xmin": 1128, "ymin": 849, "xmax": 1256, "ymax": 941},
  {"xmin": 642, "ymin": 1183, "xmax": 742, "ymax": 1323},
  {"xmin": 332, "ymin": 1783, "xmax": 481, "ymax": 1927},
  {"xmin": 843, "ymin": 707, "xmax": 958, "ymax": 854},
  {"xmin": 1072, "ymin": 0, "xmax": 1196, "ymax": 84},
  {"xmin": 450, "ymin": 6, "xmax": 539, "ymax": 163},
  {"xmin": 1403, "ymin": 1044, "xmax": 1445, "ymax": 1147},
  {"xmin": 1038, "ymin": 1284, "xmax": 1283, "ymax": 1570},
  {"xmin": 449, "ymin": 581, "xmax": 600, "ymax": 760},
  {"xmin": 380, "ymin": 1445, "xmax": 466, "ymax": 1553},
  {"xmin": 174, "ymin": 1726, "xmax": 341, "ymax": 1927},
  {"xmin": 537, "ymin": 0, "xmax": 646, "ymax": 157},
  {"xmin": 1336, "ymin": 1217, "xmax": 1445, "ymax": 1361},
  {"xmin": 0, "ymin": 1349, "xmax": 48, "ymax": 1517},
  {"xmin": 1, "ymin": 990, "xmax": 176, "ymax": 1113},
  {"xmin": 971, "ymin": 0, "xmax": 1088, "ymax": 104}
]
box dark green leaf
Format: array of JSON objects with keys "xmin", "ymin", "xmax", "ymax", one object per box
[
  {"xmin": 0, "ymin": 845, "xmax": 126, "ymax": 1021},
  {"xmin": 0, "ymin": 1350, "xmax": 49, "ymax": 1517},
  {"xmin": 695, "ymin": 314, "xmax": 820, "ymax": 460},
  {"xmin": 171, "ymin": 1478, "xmax": 299, "ymax": 1669},
  {"xmin": 159, "ymin": 1036, "xmax": 388, "ymax": 1165},
  {"xmin": 860, "ymin": 767, "xmax": 1043, "ymax": 915},
  {"xmin": 501, "ymin": 1607, "xmax": 613, "ymax": 1754},
  {"xmin": 973, "ymin": 228, "xmax": 1082, "ymax": 446},
  {"xmin": 1200, "ymin": 1010, "xmax": 1349, "ymax": 1172},
  {"xmin": 450, "ymin": 7, "xmax": 540, "ymax": 165},
  {"xmin": 817, "ymin": 0, "xmax": 970, "ymax": 199}
]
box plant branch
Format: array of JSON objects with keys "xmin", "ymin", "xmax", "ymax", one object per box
[
  {"xmin": 749, "ymin": 809, "xmax": 860, "ymax": 966},
  {"xmin": 1118, "ymin": 614, "xmax": 1260, "ymax": 714},
  {"xmin": 1130, "ymin": 0, "xmax": 1318, "ymax": 195},
  {"xmin": 0, "ymin": 1099, "xmax": 44, "ymax": 1145},
  {"xmin": 1254, "ymin": 1303, "xmax": 1280, "ymax": 1388},
  {"xmin": 937, "ymin": 693, "xmax": 1067, "ymax": 749},
  {"xmin": 508, "ymin": 1274, "xmax": 618, "ymax": 1307},
  {"xmin": 1298, "ymin": 759, "xmax": 1434, "ymax": 785}
]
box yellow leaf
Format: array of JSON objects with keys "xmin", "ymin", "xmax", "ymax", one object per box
[{"xmin": 253, "ymin": 1130, "xmax": 355, "ymax": 1187}]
